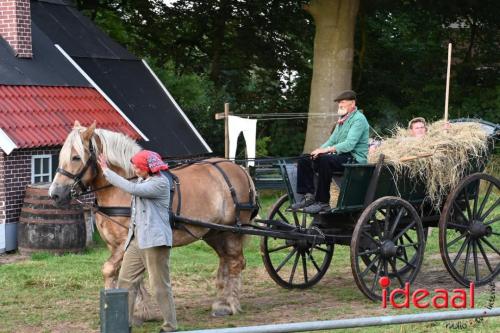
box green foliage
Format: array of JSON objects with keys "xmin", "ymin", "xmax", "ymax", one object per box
[
  {"xmin": 76, "ymin": 0, "xmax": 313, "ymax": 156},
  {"xmin": 256, "ymin": 136, "xmax": 271, "ymax": 157},
  {"xmin": 30, "ymin": 252, "xmax": 53, "ymax": 261},
  {"xmin": 77, "ymin": 0, "xmax": 498, "ymax": 155},
  {"xmin": 148, "ymin": 61, "xmax": 227, "ymax": 154},
  {"xmin": 355, "ymin": 1, "xmax": 499, "ymax": 134}
]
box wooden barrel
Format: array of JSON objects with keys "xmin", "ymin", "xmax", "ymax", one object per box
[{"xmin": 18, "ymin": 184, "xmax": 86, "ymax": 255}]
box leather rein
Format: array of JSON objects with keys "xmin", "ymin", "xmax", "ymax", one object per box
[
  {"xmin": 56, "ymin": 145, "xmax": 258, "ymax": 238},
  {"xmin": 55, "ymin": 140, "xmax": 134, "ymax": 230}
]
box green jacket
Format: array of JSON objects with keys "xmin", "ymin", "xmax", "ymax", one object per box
[{"xmin": 320, "ymin": 109, "xmax": 369, "ymax": 163}]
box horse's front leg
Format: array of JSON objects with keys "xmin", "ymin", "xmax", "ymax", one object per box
[
  {"xmin": 205, "ymin": 232, "xmax": 246, "ymax": 316},
  {"xmin": 102, "ymin": 244, "xmax": 125, "ymax": 289}
]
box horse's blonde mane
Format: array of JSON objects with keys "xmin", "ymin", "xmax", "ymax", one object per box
[{"xmin": 60, "ymin": 127, "xmax": 141, "ymax": 177}]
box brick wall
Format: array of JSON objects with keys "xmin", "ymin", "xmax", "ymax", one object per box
[
  {"xmin": 0, "ymin": 151, "xmax": 6, "ymax": 224},
  {"xmin": 3, "ymin": 147, "xmax": 60, "ymax": 223},
  {"xmin": 2, "ymin": 147, "xmax": 96, "ymax": 224},
  {"xmin": 0, "ymin": 0, "xmax": 32, "ymax": 58}
]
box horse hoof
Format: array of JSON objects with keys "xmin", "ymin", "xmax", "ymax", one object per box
[{"xmin": 211, "ymin": 308, "xmax": 233, "ymax": 317}]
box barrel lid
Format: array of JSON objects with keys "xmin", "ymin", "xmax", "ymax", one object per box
[
  {"xmin": 25, "ymin": 183, "xmax": 51, "ymax": 196},
  {"xmin": 28, "ymin": 183, "xmax": 51, "ymax": 190}
]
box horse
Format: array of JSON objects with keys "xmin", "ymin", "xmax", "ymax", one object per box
[{"xmin": 49, "ymin": 121, "xmax": 258, "ymax": 318}]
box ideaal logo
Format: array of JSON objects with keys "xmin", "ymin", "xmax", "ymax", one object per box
[
  {"xmin": 446, "ymin": 281, "xmax": 496, "ymax": 330},
  {"xmin": 379, "ymin": 276, "xmax": 475, "ymax": 309}
]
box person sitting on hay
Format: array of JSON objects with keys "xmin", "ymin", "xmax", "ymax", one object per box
[
  {"xmin": 292, "ymin": 90, "xmax": 370, "ymax": 214},
  {"xmin": 369, "ymin": 117, "xmax": 427, "ymax": 153},
  {"xmin": 368, "ymin": 117, "xmax": 451, "ymax": 153},
  {"xmin": 408, "ymin": 117, "xmax": 428, "ymax": 138}
]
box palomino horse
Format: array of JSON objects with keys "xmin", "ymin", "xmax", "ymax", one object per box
[{"xmin": 49, "ymin": 121, "xmax": 258, "ymax": 317}]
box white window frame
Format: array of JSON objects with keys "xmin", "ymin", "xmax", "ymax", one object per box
[{"xmin": 31, "ymin": 154, "xmax": 52, "ymax": 184}]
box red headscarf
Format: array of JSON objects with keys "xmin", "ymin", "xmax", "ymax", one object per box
[{"xmin": 130, "ymin": 150, "xmax": 169, "ymax": 173}]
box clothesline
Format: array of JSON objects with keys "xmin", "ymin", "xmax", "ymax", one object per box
[
  {"xmin": 234, "ymin": 113, "xmax": 337, "ymax": 121},
  {"xmin": 237, "ymin": 112, "xmax": 335, "ymax": 117}
]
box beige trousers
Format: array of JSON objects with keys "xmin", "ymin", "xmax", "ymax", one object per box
[{"xmin": 118, "ymin": 236, "xmax": 177, "ymax": 331}]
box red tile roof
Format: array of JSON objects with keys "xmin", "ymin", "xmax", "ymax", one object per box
[{"xmin": 0, "ymin": 85, "xmax": 141, "ymax": 148}]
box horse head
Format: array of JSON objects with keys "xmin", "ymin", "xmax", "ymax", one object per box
[{"xmin": 49, "ymin": 120, "xmax": 98, "ymax": 206}]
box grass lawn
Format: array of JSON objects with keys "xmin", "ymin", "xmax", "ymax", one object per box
[{"xmin": 0, "ymin": 191, "xmax": 498, "ymax": 333}]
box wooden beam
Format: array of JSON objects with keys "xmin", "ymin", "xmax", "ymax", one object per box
[
  {"xmin": 224, "ymin": 103, "xmax": 229, "ymax": 159},
  {"xmin": 444, "ymin": 43, "xmax": 452, "ymax": 123}
]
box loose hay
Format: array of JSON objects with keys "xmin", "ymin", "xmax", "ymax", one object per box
[
  {"xmin": 368, "ymin": 121, "xmax": 490, "ymax": 208},
  {"xmin": 329, "ymin": 182, "xmax": 340, "ymax": 207}
]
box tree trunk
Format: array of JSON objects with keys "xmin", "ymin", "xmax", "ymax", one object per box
[
  {"xmin": 303, "ymin": 0, "xmax": 359, "ymax": 152},
  {"xmin": 210, "ymin": 1, "xmax": 231, "ymax": 86}
]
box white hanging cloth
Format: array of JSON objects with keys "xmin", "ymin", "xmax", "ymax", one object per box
[{"xmin": 228, "ymin": 115, "xmax": 257, "ymax": 166}]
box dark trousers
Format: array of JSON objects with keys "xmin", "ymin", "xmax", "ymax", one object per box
[{"xmin": 296, "ymin": 153, "xmax": 352, "ymax": 203}]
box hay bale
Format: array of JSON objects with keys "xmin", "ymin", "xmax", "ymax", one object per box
[
  {"xmin": 368, "ymin": 121, "xmax": 489, "ymax": 208},
  {"xmin": 329, "ymin": 181, "xmax": 340, "ymax": 207}
]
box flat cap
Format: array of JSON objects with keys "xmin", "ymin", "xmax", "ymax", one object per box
[{"xmin": 334, "ymin": 90, "xmax": 356, "ymax": 102}]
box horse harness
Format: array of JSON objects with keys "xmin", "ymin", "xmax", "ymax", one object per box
[
  {"xmin": 55, "ymin": 139, "xmax": 131, "ymax": 230},
  {"xmin": 204, "ymin": 160, "xmax": 259, "ymax": 225},
  {"xmin": 56, "ymin": 139, "xmax": 98, "ymax": 198},
  {"xmin": 57, "ymin": 149, "xmax": 258, "ymax": 235},
  {"xmin": 94, "ymin": 171, "xmax": 181, "ymax": 232},
  {"xmin": 93, "ymin": 160, "xmax": 258, "ymax": 238}
]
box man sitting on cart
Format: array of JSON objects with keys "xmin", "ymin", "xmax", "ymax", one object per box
[{"xmin": 292, "ymin": 90, "xmax": 369, "ymax": 213}]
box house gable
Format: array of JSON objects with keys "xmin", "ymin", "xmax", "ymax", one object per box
[{"xmin": 31, "ymin": 0, "xmax": 212, "ymax": 157}]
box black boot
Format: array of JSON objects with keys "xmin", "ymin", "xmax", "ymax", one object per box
[
  {"xmin": 290, "ymin": 193, "xmax": 315, "ymax": 210},
  {"xmin": 303, "ymin": 202, "xmax": 330, "ymax": 214}
]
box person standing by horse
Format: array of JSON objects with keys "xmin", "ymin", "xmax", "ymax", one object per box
[{"xmin": 98, "ymin": 150, "xmax": 177, "ymax": 333}]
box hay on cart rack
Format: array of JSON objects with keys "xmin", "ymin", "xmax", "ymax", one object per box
[{"xmin": 368, "ymin": 121, "xmax": 489, "ymax": 207}]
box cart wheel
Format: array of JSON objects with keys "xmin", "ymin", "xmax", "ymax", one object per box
[
  {"xmin": 360, "ymin": 223, "xmax": 428, "ymax": 276},
  {"xmin": 439, "ymin": 173, "xmax": 499, "ymax": 287},
  {"xmin": 351, "ymin": 196, "xmax": 425, "ymax": 301},
  {"xmin": 360, "ymin": 228, "xmax": 423, "ymax": 277},
  {"xmin": 260, "ymin": 194, "xmax": 334, "ymax": 289}
]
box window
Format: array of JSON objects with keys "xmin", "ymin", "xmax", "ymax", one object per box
[{"xmin": 32, "ymin": 155, "xmax": 52, "ymax": 183}]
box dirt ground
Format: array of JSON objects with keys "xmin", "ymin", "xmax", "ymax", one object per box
[
  {"xmin": 157, "ymin": 260, "xmax": 498, "ymax": 331},
  {"xmin": 3, "ymin": 252, "xmax": 497, "ymax": 333},
  {"xmin": 0, "ymin": 252, "xmax": 29, "ymax": 265}
]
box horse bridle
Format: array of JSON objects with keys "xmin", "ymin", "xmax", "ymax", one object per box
[{"xmin": 56, "ymin": 140, "xmax": 98, "ymax": 198}]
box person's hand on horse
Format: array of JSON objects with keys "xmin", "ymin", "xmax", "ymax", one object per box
[{"xmin": 98, "ymin": 153, "xmax": 109, "ymax": 171}]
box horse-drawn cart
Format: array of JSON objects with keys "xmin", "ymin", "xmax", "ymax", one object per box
[
  {"xmin": 170, "ymin": 119, "xmax": 499, "ymax": 301},
  {"xmin": 254, "ymin": 119, "xmax": 500, "ymax": 300},
  {"xmin": 52, "ymin": 118, "xmax": 499, "ymax": 311}
]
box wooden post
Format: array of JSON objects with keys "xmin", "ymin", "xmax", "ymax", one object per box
[
  {"xmin": 100, "ymin": 288, "xmax": 128, "ymax": 333},
  {"xmin": 444, "ymin": 43, "xmax": 452, "ymax": 123},
  {"xmin": 215, "ymin": 105, "xmax": 232, "ymax": 158},
  {"xmin": 224, "ymin": 103, "xmax": 229, "ymax": 159}
]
